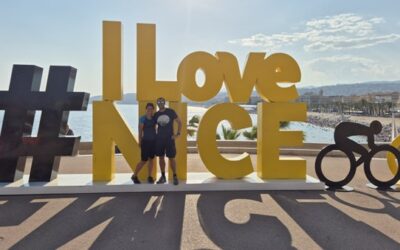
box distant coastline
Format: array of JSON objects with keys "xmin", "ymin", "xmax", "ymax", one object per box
[{"xmin": 89, "ymin": 80, "xmax": 400, "ymax": 106}]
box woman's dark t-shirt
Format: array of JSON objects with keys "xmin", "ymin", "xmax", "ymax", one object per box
[
  {"xmin": 153, "ymin": 108, "xmax": 177, "ymax": 138},
  {"xmin": 139, "ymin": 115, "xmax": 156, "ymax": 140}
]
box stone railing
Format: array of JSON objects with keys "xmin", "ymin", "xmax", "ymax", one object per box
[{"xmin": 78, "ymin": 141, "xmax": 388, "ymax": 158}]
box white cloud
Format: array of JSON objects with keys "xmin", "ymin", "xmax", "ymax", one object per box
[
  {"xmin": 229, "ymin": 13, "xmax": 400, "ymax": 51},
  {"xmin": 304, "ymin": 55, "xmax": 400, "ymax": 83},
  {"xmin": 307, "ymin": 55, "xmax": 382, "ymax": 73}
]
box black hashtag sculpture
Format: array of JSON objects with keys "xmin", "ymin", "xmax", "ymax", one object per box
[{"xmin": 0, "ymin": 65, "xmax": 89, "ymax": 182}]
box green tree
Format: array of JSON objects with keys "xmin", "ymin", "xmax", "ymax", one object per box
[
  {"xmin": 221, "ymin": 125, "xmax": 241, "ymax": 140},
  {"xmin": 187, "ymin": 115, "xmax": 201, "ymax": 137},
  {"xmin": 188, "ymin": 115, "xmax": 200, "ymax": 126},
  {"xmin": 243, "ymin": 126, "xmax": 257, "ymax": 140},
  {"xmin": 242, "ymin": 122, "xmax": 290, "ymax": 140}
]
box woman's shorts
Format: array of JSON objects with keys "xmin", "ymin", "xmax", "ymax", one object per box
[{"xmin": 141, "ymin": 140, "xmax": 156, "ymax": 161}]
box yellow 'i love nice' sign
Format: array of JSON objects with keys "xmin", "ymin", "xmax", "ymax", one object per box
[{"xmin": 92, "ymin": 21, "xmax": 307, "ymax": 182}]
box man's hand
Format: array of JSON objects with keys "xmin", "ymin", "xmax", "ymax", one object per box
[{"xmin": 171, "ymin": 133, "xmax": 181, "ymax": 140}]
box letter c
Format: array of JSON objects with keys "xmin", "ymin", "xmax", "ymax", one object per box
[{"xmin": 197, "ymin": 103, "xmax": 253, "ymax": 179}]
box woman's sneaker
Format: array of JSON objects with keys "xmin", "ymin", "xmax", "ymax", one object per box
[
  {"xmin": 148, "ymin": 176, "xmax": 154, "ymax": 184},
  {"xmin": 131, "ymin": 175, "xmax": 141, "ymax": 184}
]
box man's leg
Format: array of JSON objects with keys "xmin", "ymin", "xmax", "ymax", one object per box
[
  {"xmin": 166, "ymin": 138, "xmax": 178, "ymax": 185},
  {"xmin": 155, "ymin": 138, "xmax": 167, "ymax": 184},
  {"xmin": 169, "ymin": 157, "xmax": 179, "ymax": 185},
  {"xmin": 159, "ymin": 156, "xmax": 166, "ymax": 173},
  {"xmin": 156, "ymin": 156, "xmax": 167, "ymax": 184},
  {"xmin": 169, "ymin": 158, "xmax": 177, "ymax": 175}
]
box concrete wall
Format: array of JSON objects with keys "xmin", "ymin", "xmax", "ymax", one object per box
[{"xmin": 79, "ymin": 141, "xmax": 385, "ymax": 158}]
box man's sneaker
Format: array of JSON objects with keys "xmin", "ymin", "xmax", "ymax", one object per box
[
  {"xmin": 173, "ymin": 175, "xmax": 179, "ymax": 185},
  {"xmin": 131, "ymin": 175, "xmax": 141, "ymax": 184},
  {"xmin": 156, "ymin": 175, "xmax": 166, "ymax": 184},
  {"xmin": 148, "ymin": 176, "xmax": 154, "ymax": 184}
]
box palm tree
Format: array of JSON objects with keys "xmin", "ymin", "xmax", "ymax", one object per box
[
  {"xmin": 243, "ymin": 126, "xmax": 257, "ymax": 140},
  {"xmin": 221, "ymin": 125, "xmax": 241, "ymax": 140},
  {"xmin": 187, "ymin": 115, "xmax": 200, "ymax": 137},
  {"xmin": 188, "ymin": 115, "xmax": 200, "ymax": 126},
  {"xmin": 280, "ymin": 121, "xmax": 290, "ymax": 129},
  {"xmin": 242, "ymin": 122, "xmax": 291, "ymax": 140}
]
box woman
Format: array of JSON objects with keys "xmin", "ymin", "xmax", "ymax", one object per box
[{"xmin": 131, "ymin": 103, "xmax": 156, "ymax": 184}]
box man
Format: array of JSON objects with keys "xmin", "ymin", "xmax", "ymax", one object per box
[
  {"xmin": 154, "ymin": 97, "xmax": 182, "ymax": 185},
  {"xmin": 334, "ymin": 120, "xmax": 382, "ymax": 165}
]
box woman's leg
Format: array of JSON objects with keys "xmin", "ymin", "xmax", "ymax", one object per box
[
  {"xmin": 134, "ymin": 161, "xmax": 147, "ymax": 176},
  {"xmin": 147, "ymin": 158, "xmax": 154, "ymax": 177}
]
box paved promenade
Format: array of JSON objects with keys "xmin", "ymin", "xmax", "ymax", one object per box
[{"xmin": 0, "ymin": 154, "xmax": 398, "ymax": 249}]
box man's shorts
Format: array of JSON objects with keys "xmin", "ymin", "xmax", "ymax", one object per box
[
  {"xmin": 155, "ymin": 137, "xmax": 176, "ymax": 158},
  {"xmin": 141, "ymin": 140, "xmax": 156, "ymax": 161}
]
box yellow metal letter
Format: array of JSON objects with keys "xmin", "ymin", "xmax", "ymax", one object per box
[
  {"xmin": 257, "ymin": 102, "xmax": 306, "ymax": 179},
  {"xmin": 217, "ymin": 52, "xmax": 265, "ymax": 103},
  {"xmin": 93, "ymin": 101, "xmax": 141, "ymax": 181},
  {"xmin": 256, "ymin": 53, "xmax": 301, "ymax": 102},
  {"xmin": 103, "ymin": 21, "xmax": 123, "ymax": 101},
  {"xmin": 387, "ymin": 136, "xmax": 400, "ymax": 184},
  {"xmin": 137, "ymin": 23, "xmax": 181, "ymax": 101},
  {"xmin": 197, "ymin": 103, "xmax": 253, "ymax": 179},
  {"xmin": 178, "ymin": 52, "xmax": 223, "ymax": 102}
]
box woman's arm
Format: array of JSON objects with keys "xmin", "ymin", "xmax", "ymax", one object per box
[{"xmin": 138, "ymin": 123, "xmax": 144, "ymax": 145}]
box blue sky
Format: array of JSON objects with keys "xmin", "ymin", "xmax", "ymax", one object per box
[{"xmin": 0, "ymin": 0, "xmax": 399, "ymax": 95}]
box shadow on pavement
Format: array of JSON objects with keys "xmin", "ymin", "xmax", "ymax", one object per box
[
  {"xmin": 0, "ymin": 189, "xmax": 399, "ymax": 249},
  {"xmin": 8, "ymin": 193, "xmax": 185, "ymax": 249},
  {"xmin": 326, "ymin": 189, "xmax": 400, "ymax": 220},
  {"xmin": 0, "ymin": 197, "xmax": 46, "ymax": 227},
  {"xmin": 197, "ymin": 191, "xmax": 295, "ymax": 249},
  {"xmin": 271, "ymin": 191, "xmax": 400, "ymax": 249}
]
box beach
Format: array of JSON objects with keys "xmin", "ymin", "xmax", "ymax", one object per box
[{"xmin": 307, "ymin": 112, "xmax": 400, "ymax": 142}]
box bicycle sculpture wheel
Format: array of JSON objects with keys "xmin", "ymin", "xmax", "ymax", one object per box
[
  {"xmin": 315, "ymin": 121, "xmax": 400, "ymax": 189},
  {"xmin": 364, "ymin": 145, "xmax": 400, "ymax": 188},
  {"xmin": 315, "ymin": 144, "xmax": 357, "ymax": 188}
]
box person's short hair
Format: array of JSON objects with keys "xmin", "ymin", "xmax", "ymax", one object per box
[
  {"xmin": 146, "ymin": 103, "xmax": 154, "ymax": 109},
  {"xmin": 157, "ymin": 97, "xmax": 165, "ymax": 103}
]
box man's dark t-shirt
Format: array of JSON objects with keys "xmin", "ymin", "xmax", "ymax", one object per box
[
  {"xmin": 154, "ymin": 108, "xmax": 177, "ymax": 138},
  {"xmin": 139, "ymin": 115, "xmax": 156, "ymax": 140}
]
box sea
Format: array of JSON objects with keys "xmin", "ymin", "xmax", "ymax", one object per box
[{"xmin": 0, "ymin": 104, "xmax": 346, "ymax": 143}]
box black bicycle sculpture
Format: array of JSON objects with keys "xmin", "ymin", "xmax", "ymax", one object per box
[{"xmin": 315, "ymin": 120, "xmax": 400, "ymax": 189}]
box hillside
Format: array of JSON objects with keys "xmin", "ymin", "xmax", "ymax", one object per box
[
  {"xmin": 89, "ymin": 81, "xmax": 400, "ymax": 104},
  {"xmin": 89, "ymin": 93, "xmax": 137, "ymax": 104},
  {"xmin": 298, "ymin": 81, "xmax": 400, "ymax": 96}
]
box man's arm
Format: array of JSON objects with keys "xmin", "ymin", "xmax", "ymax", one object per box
[{"xmin": 173, "ymin": 116, "xmax": 182, "ymax": 139}]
